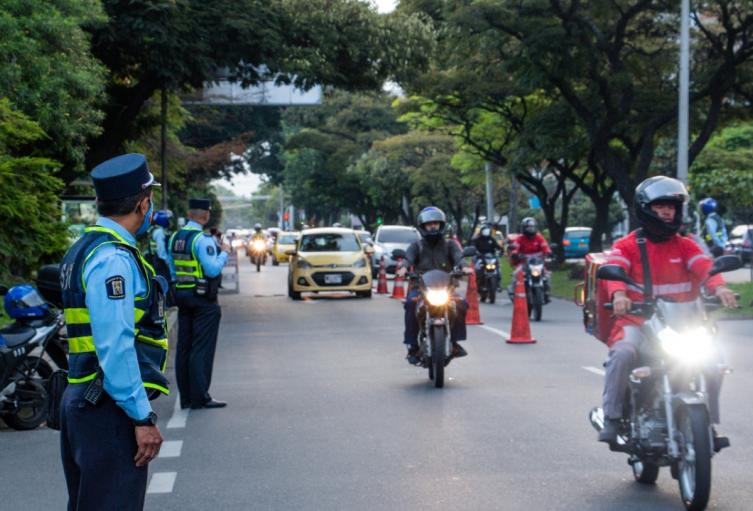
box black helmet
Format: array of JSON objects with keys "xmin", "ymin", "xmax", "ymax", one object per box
[
  {"xmin": 521, "ymin": 217, "xmax": 537, "ymax": 238},
  {"xmin": 634, "ymin": 176, "xmax": 688, "ymax": 240},
  {"xmin": 416, "ymin": 206, "xmax": 447, "ymax": 242}
]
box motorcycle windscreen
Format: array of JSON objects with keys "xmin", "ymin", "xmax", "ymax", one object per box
[
  {"xmin": 420, "ymin": 270, "xmax": 451, "ymax": 290},
  {"xmin": 654, "ymin": 300, "xmax": 705, "ymax": 330}
]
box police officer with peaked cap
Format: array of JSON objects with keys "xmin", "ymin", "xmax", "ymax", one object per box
[
  {"xmin": 59, "ymin": 153, "xmax": 167, "ymax": 511},
  {"xmin": 170, "ymin": 198, "xmax": 229, "ymax": 409}
]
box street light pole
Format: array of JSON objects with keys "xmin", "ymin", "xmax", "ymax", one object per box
[
  {"xmin": 484, "ymin": 161, "xmax": 496, "ymax": 223},
  {"xmin": 677, "ymin": 0, "xmax": 691, "ymax": 185}
]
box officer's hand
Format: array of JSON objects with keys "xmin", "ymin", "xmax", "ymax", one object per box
[
  {"xmin": 715, "ymin": 286, "xmax": 738, "ymax": 308},
  {"xmin": 221, "ymin": 242, "xmax": 231, "ymax": 253},
  {"xmin": 134, "ymin": 425, "xmax": 163, "ymax": 467},
  {"xmin": 612, "ymin": 291, "xmax": 632, "ymax": 316}
]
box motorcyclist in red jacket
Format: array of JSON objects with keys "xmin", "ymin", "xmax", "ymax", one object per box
[
  {"xmin": 599, "ymin": 176, "xmax": 737, "ymax": 447},
  {"xmin": 507, "ymin": 218, "xmax": 552, "ymax": 297}
]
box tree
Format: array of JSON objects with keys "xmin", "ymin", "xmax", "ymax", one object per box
[
  {"xmin": 0, "ymin": 99, "xmax": 69, "ymax": 279},
  {"xmin": 0, "ymin": 0, "xmax": 107, "ymax": 179}
]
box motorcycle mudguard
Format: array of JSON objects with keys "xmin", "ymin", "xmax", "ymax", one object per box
[
  {"xmin": 671, "ymin": 391, "xmax": 707, "ymax": 411},
  {"xmin": 45, "ymin": 338, "xmax": 68, "ymax": 370}
]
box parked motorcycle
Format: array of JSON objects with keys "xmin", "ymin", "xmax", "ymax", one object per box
[
  {"xmin": 0, "ymin": 282, "xmax": 67, "ymax": 430},
  {"xmin": 248, "ymin": 238, "xmax": 267, "ymax": 272},
  {"xmin": 394, "ymin": 247, "xmax": 472, "ymax": 388},
  {"xmin": 589, "ymin": 255, "xmax": 742, "ymax": 511},
  {"xmin": 475, "ymin": 252, "xmax": 499, "ymax": 304}
]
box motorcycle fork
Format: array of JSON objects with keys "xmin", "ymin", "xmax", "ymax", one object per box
[{"xmin": 662, "ymin": 372, "xmax": 680, "ymax": 458}]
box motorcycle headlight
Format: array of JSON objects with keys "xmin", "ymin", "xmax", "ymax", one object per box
[
  {"xmin": 253, "ymin": 240, "xmax": 266, "ymax": 250},
  {"xmin": 426, "ymin": 289, "xmax": 450, "ymax": 306},
  {"xmin": 531, "ymin": 269, "xmax": 541, "ymax": 277},
  {"xmin": 296, "ymin": 258, "xmax": 311, "ymax": 269},
  {"xmin": 353, "ymin": 258, "xmax": 367, "ymax": 268},
  {"xmin": 658, "ymin": 327, "xmax": 713, "ymax": 364},
  {"xmin": 485, "ymin": 264, "xmax": 496, "ymax": 270}
]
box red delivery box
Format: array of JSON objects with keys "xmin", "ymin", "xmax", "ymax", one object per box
[{"xmin": 575, "ymin": 252, "xmax": 615, "ymax": 344}]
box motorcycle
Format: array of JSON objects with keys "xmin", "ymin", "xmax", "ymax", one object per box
[
  {"xmin": 509, "ymin": 254, "xmax": 550, "ymax": 321},
  {"xmin": 394, "ymin": 247, "xmax": 473, "ymax": 388},
  {"xmin": 475, "ymin": 252, "xmax": 500, "ymax": 304},
  {"xmin": 589, "ymin": 255, "xmax": 742, "ymax": 511},
  {"xmin": 0, "ymin": 282, "xmax": 68, "ymax": 430},
  {"xmin": 248, "ymin": 238, "xmax": 267, "ymax": 272}
]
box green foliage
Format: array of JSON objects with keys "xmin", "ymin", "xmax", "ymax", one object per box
[
  {"xmin": 0, "ymin": 0, "xmax": 107, "ymax": 178},
  {"xmin": 0, "ymin": 99, "xmax": 68, "ymax": 280}
]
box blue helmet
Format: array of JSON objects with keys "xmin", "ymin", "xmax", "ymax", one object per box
[
  {"xmin": 153, "ymin": 210, "xmax": 170, "ymax": 228},
  {"xmin": 699, "ymin": 198, "xmax": 718, "ymax": 215},
  {"xmin": 4, "ymin": 284, "xmax": 49, "ymax": 319}
]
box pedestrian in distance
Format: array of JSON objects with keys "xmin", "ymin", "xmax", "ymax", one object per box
[
  {"xmin": 59, "ymin": 153, "xmax": 168, "ymax": 511},
  {"xmin": 170, "ymin": 198, "xmax": 230, "ymax": 409}
]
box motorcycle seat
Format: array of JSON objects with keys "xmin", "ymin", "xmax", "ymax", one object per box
[{"xmin": 0, "ymin": 324, "xmax": 36, "ymax": 347}]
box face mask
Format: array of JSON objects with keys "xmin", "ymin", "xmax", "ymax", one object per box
[{"xmin": 136, "ymin": 199, "xmax": 154, "ymax": 238}]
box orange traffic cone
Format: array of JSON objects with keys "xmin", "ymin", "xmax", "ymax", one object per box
[
  {"xmin": 390, "ymin": 258, "xmax": 406, "ymax": 300},
  {"xmin": 376, "ymin": 255, "xmax": 389, "ymax": 294},
  {"xmin": 507, "ymin": 271, "xmax": 536, "ymax": 344},
  {"xmin": 465, "ymin": 270, "xmax": 483, "ymax": 325}
]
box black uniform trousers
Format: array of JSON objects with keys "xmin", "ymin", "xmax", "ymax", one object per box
[
  {"xmin": 60, "ymin": 384, "xmax": 147, "ymax": 511},
  {"xmin": 175, "ymin": 291, "xmax": 222, "ymax": 407}
]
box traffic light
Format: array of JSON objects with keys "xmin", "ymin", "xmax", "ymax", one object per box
[{"xmin": 376, "ymin": 216, "xmax": 383, "ymax": 225}]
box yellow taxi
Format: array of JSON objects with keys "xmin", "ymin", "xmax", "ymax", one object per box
[
  {"xmin": 287, "ymin": 228, "xmax": 373, "ymax": 300},
  {"xmin": 271, "ymin": 231, "xmax": 300, "ymax": 266}
]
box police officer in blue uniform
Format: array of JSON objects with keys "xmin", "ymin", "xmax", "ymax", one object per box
[
  {"xmin": 170, "ymin": 198, "xmax": 229, "ymax": 409},
  {"xmin": 59, "ymin": 153, "xmax": 167, "ymax": 511}
]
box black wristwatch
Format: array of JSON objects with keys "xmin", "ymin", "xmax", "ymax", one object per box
[{"xmin": 133, "ymin": 411, "xmax": 158, "ymax": 427}]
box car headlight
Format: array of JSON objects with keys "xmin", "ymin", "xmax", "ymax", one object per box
[
  {"xmin": 658, "ymin": 326, "xmax": 713, "ymax": 364},
  {"xmin": 353, "ymin": 258, "xmax": 367, "ymax": 268},
  {"xmin": 296, "ymin": 258, "xmax": 311, "ymax": 269},
  {"xmin": 426, "ymin": 289, "xmax": 450, "ymax": 306}
]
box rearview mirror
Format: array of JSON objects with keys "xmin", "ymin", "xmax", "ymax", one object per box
[
  {"xmin": 708, "ymin": 255, "xmax": 742, "ymax": 276},
  {"xmin": 462, "ymin": 246, "xmax": 477, "ymax": 258},
  {"xmin": 596, "ymin": 264, "xmax": 634, "ymax": 284},
  {"xmin": 392, "ymin": 248, "xmax": 407, "ymax": 260}
]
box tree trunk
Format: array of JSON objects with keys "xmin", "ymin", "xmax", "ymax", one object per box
[{"xmin": 589, "ymin": 195, "xmax": 612, "ymax": 252}]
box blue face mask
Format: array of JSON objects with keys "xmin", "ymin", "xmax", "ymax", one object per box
[{"xmin": 136, "ymin": 199, "xmax": 153, "ymax": 238}]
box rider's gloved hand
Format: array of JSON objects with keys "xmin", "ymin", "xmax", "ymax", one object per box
[
  {"xmin": 612, "ymin": 291, "xmax": 632, "ymax": 316},
  {"xmin": 715, "ymin": 286, "xmax": 738, "ymax": 308}
]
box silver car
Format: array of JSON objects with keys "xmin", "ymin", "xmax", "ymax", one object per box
[{"xmin": 371, "ymin": 225, "xmax": 421, "ymax": 275}]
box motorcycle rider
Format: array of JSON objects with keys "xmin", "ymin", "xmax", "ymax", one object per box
[
  {"xmin": 699, "ymin": 197, "xmax": 728, "ymax": 257},
  {"xmin": 398, "ymin": 207, "xmax": 473, "ymax": 365},
  {"xmin": 508, "ymin": 217, "xmax": 552, "ymax": 299},
  {"xmin": 472, "ymin": 223, "xmax": 504, "ymax": 290},
  {"xmin": 598, "ymin": 176, "xmax": 737, "ymax": 448}
]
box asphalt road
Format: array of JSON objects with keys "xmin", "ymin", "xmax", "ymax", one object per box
[{"xmin": 3, "ymin": 255, "xmax": 753, "ymax": 510}]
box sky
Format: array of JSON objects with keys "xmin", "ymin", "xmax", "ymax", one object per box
[{"xmin": 212, "ymin": 0, "xmax": 398, "ymax": 198}]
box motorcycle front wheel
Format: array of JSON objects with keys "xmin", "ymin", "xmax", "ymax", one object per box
[
  {"xmin": 677, "ymin": 406, "xmax": 712, "ymax": 511},
  {"xmin": 2, "ymin": 356, "xmax": 53, "ymax": 431},
  {"xmin": 430, "ymin": 325, "xmax": 446, "ymax": 388},
  {"xmin": 529, "ymin": 288, "xmax": 543, "ymax": 321},
  {"xmin": 488, "ymin": 278, "xmax": 496, "ymax": 304}
]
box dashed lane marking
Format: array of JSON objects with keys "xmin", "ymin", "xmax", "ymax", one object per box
[
  {"xmin": 476, "ymin": 324, "xmax": 511, "ymax": 338},
  {"xmin": 158, "ymin": 440, "xmax": 183, "ymax": 458},
  {"xmin": 166, "ymin": 397, "xmax": 189, "ymax": 429},
  {"xmin": 147, "ymin": 472, "xmax": 177, "ymax": 494},
  {"xmin": 582, "ymin": 366, "xmax": 606, "ymax": 376}
]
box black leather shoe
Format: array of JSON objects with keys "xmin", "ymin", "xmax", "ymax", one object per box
[
  {"xmin": 598, "ymin": 418, "xmax": 621, "ymax": 444},
  {"xmin": 406, "ymin": 346, "xmax": 421, "ymax": 365},
  {"xmin": 451, "ymin": 343, "xmax": 468, "ymax": 358},
  {"xmin": 191, "ymin": 399, "xmax": 227, "ymax": 409},
  {"xmin": 712, "ymin": 427, "xmax": 730, "ymax": 452}
]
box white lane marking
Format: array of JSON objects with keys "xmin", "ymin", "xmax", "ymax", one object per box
[
  {"xmin": 166, "ymin": 397, "xmax": 189, "ymax": 429},
  {"xmin": 476, "ymin": 324, "xmax": 511, "ymax": 338},
  {"xmin": 158, "ymin": 440, "xmax": 183, "ymax": 458},
  {"xmin": 147, "ymin": 472, "xmax": 177, "ymax": 494},
  {"xmin": 582, "ymin": 366, "xmax": 606, "ymax": 376}
]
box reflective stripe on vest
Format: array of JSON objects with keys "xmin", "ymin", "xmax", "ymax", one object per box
[
  {"xmin": 61, "ymin": 226, "xmax": 169, "ymax": 394},
  {"xmin": 170, "ymin": 227, "xmax": 203, "ymax": 288}
]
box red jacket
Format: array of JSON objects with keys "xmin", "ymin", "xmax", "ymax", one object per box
[
  {"xmin": 605, "ymin": 230, "xmax": 725, "ymax": 346},
  {"xmin": 509, "ymin": 233, "xmax": 551, "ymax": 266}
]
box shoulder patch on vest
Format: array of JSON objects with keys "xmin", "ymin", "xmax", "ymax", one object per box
[
  {"xmin": 207, "ymin": 245, "xmax": 215, "ymax": 256},
  {"xmin": 106, "ymin": 276, "xmax": 126, "ymax": 300}
]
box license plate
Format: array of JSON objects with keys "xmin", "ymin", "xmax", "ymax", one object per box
[{"xmin": 324, "ymin": 274, "xmax": 342, "ymax": 284}]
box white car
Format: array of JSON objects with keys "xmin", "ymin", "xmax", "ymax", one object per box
[{"xmin": 371, "ymin": 225, "xmax": 421, "ymax": 275}]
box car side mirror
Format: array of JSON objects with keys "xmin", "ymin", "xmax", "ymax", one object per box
[
  {"xmin": 596, "ymin": 264, "xmax": 635, "ymax": 285},
  {"xmin": 708, "ymin": 254, "xmax": 742, "ymax": 276},
  {"xmin": 285, "ymin": 249, "xmax": 297, "ymax": 257},
  {"xmin": 462, "ymin": 246, "xmax": 477, "ymax": 258},
  {"xmin": 392, "ymin": 248, "xmax": 407, "ymax": 260}
]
